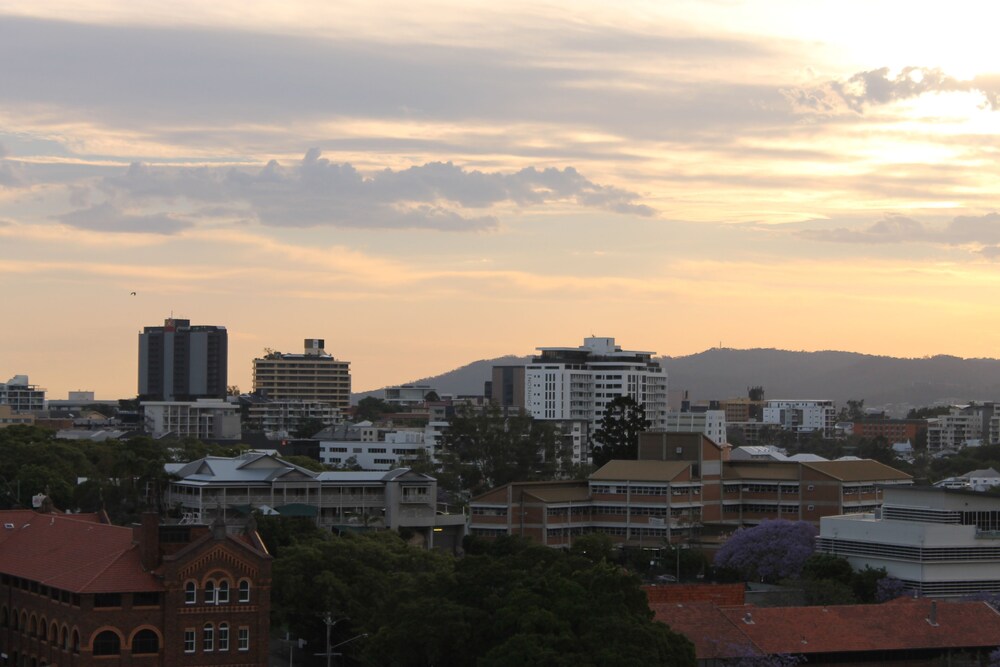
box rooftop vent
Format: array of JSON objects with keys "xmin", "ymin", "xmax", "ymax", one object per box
[{"xmin": 3, "ymin": 523, "xmax": 13, "ymax": 529}]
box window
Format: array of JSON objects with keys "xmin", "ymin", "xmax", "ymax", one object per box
[
  {"xmin": 132, "ymin": 629, "xmax": 160, "ymax": 654},
  {"xmin": 204, "ymin": 581, "xmax": 216, "ymax": 605},
  {"xmin": 218, "ymin": 580, "xmax": 229, "ymax": 604},
  {"xmin": 185, "ymin": 581, "xmax": 196, "ymax": 605},
  {"xmin": 218, "ymin": 623, "xmax": 229, "ymax": 651},
  {"xmin": 203, "ymin": 623, "xmax": 214, "ymax": 651},
  {"xmin": 238, "ymin": 580, "xmax": 251, "ymax": 603},
  {"xmin": 92, "ymin": 630, "xmax": 121, "ymax": 656},
  {"xmin": 93, "ymin": 592, "xmax": 122, "ymax": 608},
  {"xmin": 133, "ymin": 591, "xmax": 160, "ymax": 607},
  {"xmin": 238, "ymin": 626, "xmax": 249, "ymax": 651},
  {"xmin": 183, "ymin": 629, "xmax": 195, "ymax": 653}
]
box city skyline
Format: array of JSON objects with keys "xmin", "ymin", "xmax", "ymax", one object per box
[{"xmin": 3, "ymin": 2, "xmax": 1000, "ymax": 398}]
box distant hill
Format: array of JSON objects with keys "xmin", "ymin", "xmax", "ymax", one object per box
[{"xmin": 353, "ymin": 348, "xmax": 1000, "ymax": 415}]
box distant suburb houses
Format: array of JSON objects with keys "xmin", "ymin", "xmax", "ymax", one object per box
[{"xmin": 469, "ymin": 432, "xmax": 912, "ymax": 547}]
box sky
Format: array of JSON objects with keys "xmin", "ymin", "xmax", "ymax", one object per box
[{"xmin": 4, "ymin": 1, "xmax": 1000, "ymax": 399}]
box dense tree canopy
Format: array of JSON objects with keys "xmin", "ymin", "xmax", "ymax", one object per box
[
  {"xmin": 271, "ymin": 532, "xmax": 695, "ymax": 666},
  {"xmin": 0, "ymin": 425, "xmax": 240, "ymax": 523},
  {"xmin": 437, "ymin": 405, "xmax": 568, "ymax": 496},
  {"xmin": 591, "ymin": 396, "xmax": 650, "ymax": 467}
]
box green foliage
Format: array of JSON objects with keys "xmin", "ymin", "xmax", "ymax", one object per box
[
  {"xmin": 438, "ymin": 404, "xmax": 566, "ymax": 496},
  {"xmin": 356, "ymin": 396, "xmax": 394, "ymax": 422},
  {"xmin": 271, "ymin": 531, "xmax": 695, "ymax": 666},
  {"xmin": 591, "ymin": 396, "xmax": 650, "ymax": 467},
  {"xmin": 279, "ymin": 454, "xmax": 326, "ymax": 472},
  {"xmin": 291, "ymin": 418, "xmax": 328, "ymax": 439},
  {"xmin": 801, "ymin": 553, "xmax": 854, "ymax": 586},
  {"xmin": 569, "ymin": 532, "xmax": 615, "ymax": 563},
  {"xmin": 798, "ymin": 555, "xmax": 893, "ymax": 606}
]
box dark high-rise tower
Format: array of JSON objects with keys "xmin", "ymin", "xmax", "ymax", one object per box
[{"xmin": 138, "ymin": 318, "xmax": 228, "ymax": 401}]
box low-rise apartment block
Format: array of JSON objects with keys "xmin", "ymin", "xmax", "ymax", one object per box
[{"xmin": 142, "ymin": 399, "xmax": 241, "ymax": 440}]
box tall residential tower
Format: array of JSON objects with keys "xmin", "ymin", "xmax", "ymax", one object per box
[{"xmin": 138, "ymin": 318, "xmax": 228, "ymax": 401}]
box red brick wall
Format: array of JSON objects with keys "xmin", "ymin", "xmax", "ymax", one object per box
[{"xmin": 643, "ymin": 583, "xmax": 745, "ymax": 606}]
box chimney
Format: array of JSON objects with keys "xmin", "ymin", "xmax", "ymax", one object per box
[
  {"xmin": 927, "ymin": 601, "xmax": 938, "ymax": 626},
  {"xmin": 135, "ymin": 512, "xmax": 161, "ymax": 571}
]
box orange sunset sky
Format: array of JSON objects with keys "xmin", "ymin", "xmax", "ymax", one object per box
[{"xmin": 3, "ymin": 1, "xmax": 1000, "ymax": 398}]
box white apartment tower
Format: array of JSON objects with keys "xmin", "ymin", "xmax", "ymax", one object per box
[{"xmin": 524, "ymin": 337, "xmax": 668, "ymax": 430}]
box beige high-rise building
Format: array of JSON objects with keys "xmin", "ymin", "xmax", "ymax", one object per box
[{"xmin": 252, "ymin": 339, "xmax": 351, "ymax": 410}]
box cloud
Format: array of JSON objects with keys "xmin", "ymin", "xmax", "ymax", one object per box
[
  {"xmin": 787, "ymin": 67, "xmax": 994, "ymax": 113},
  {"xmin": 945, "ymin": 213, "xmax": 1000, "ymax": 245},
  {"xmin": 0, "ymin": 15, "xmax": 796, "ymax": 152},
  {"xmin": 56, "ymin": 202, "xmax": 193, "ymax": 234},
  {"xmin": 800, "ymin": 212, "xmax": 1000, "ymax": 258},
  {"xmin": 800, "ymin": 215, "xmax": 928, "ymax": 243},
  {"xmin": 98, "ymin": 150, "xmax": 651, "ymax": 231},
  {"xmin": 0, "ymin": 143, "xmax": 21, "ymax": 187}
]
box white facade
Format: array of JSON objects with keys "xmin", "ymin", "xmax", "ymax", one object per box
[
  {"xmin": 928, "ymin": 404, "xmax": 994, "ymax": 451},
  {"xmin": 0, "ymin": 375, "xmax": 45, "ymax": 413},
  {"xmin": 246, "ymin": 399, "xmax": 341, "ymax": 436},
  {"xmin": 524, "ymin": 337, "xmax": 668, "ymax": 431},
  {"xmin": 142, "ymin": 399, "xmax": 241, "ymax": 440},
  {"xmin": 817, "ymin": 486, "xmax": 1000, "ymax": 597},
  {"xmin": 320, "ymin": 428, "xmax": 431, "ymax": 470},
  {"xmin": 662, "ymin": 410, "xmax": 727, "ymax": 444},
  {"xmin": 762, "ymin": 399, "xmax": 835, "ymax": 437}
]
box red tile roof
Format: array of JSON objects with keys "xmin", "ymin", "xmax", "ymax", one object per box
[
  {"xmin": 723, "ymin": 598, "xmax": 1000, "ymax": 655},
  {"xmin": 652, "ymin": 602, "xmax": 758, "ymax": 660},
  {"xmin": 653, "ymin": 598, "xmax": 1000, "ymax": 660},
  {"xmin": 0, "ymin": 510, "xmax": 161, "ymax": 593}
]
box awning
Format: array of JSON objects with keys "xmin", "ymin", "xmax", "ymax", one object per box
[{"xmin": 275, "ymin": 503, "xmax": 319, "ymax": 517}]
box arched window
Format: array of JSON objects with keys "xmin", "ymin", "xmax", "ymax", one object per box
[
  {"xmin": 218, "ymin": 623, "xmax": 229, "ymax": 651},
  {"xmin": 92, "ymin": 630, "xmax": 121, "ymax": 656},
  {"xmin": 29, "ymin": 615, "xmax": 36, "ymax": 636},
  {"xmin": 202, "ymin": 623, "xmax": 214, "ymax": 651},
  {"xmin": 10, "ymin": 608, "xmax": 18, "ymax": 630},
  {"xmin": 204, "ymin": 581, "xmax": 216, "ymax": 605},
  {"xmin": 38, "ymin": 616, "xmax": 46, "ymax": 639},
  {"xmin": 1, "ymin": 607, "xmax": 7, "ymax": 627},
  {"xmin": 217, "ymin": 580, "xmax": 229, "ymax": 604},
  {"xmin": 238, "ymin": 579, "xmax": 251, "ymax": 603},
  {"xmin": 72, "ymin": 629, "xmax": 80, "ymax": 654},
  {"xmin": 184, "ymin": 581, "xmax": 197, "ymax": 605},
  {"xmin": 49, "ymin": 622, "xmax": 57, "ymax": 644},
  {"xmin": 131, "ymin": 629, "xmax": 160, "ymax": 654},
  {"xmin": 20, "ymin": 611, "xmax": 27, "ymax": 632},
  {"xmin": 60, "ymin": 625, "xmax": 68, "ymax": 650}
]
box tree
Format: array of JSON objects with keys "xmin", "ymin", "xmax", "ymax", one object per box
[
  {"xmin": 438, "ymin": 404, "xmax": 565, "ymax": 496},
  {"xmin": 837, "ymin": 399, "xmax": 865, "ymax": 422},
  {"xmin": 291, "ymin": 418, "xmax": 327, "ymax": 439},
  {"xmin": 713, "ymin": 520, "xmax": 817, "ymax": 582},
  {"xmin": 356, "ymin": 396, "xmax": 393, "ymax": 422},
  {"xmin": 591, "ymin": 396, "xmax": 650, "ymax": 467}
]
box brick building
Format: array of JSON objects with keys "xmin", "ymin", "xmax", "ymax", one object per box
[
  {"xmin": 468, "ymin": 432, "xmax": 912, "ymax": 546},
  {"xmin": 0, "ymin": 509, "xmax": 271, "ymax": 666}
]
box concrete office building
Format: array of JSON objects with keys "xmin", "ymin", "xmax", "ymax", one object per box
[
  {"xmin": 252, "ymin": 339, "xmax": 350, "ymax": 410},
  {"xmin": 818, "ymin": 486, "xmax": 1000, "ymax": 597},
  {"xmin": 138, "ymin": 318, "xmax": 228, "ymax": 402}
]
